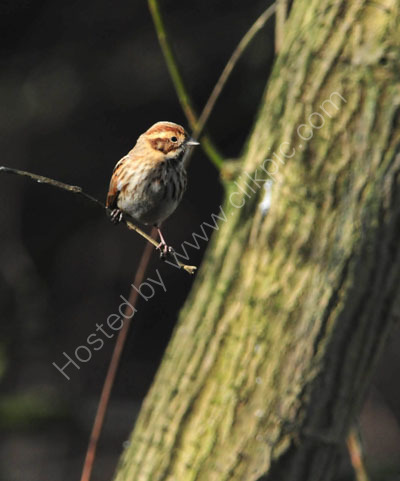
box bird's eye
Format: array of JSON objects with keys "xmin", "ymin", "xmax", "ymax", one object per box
[{"xmin": 170, "ymin": 136, "xmax": 178, "ymax": 142}]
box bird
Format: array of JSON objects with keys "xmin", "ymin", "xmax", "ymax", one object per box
[{"xmin": 106, "ymin": 121, "xmax": 199, "ymax": 254}]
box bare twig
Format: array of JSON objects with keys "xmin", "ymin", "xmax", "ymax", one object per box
[
  {"xmin": 80, "ymin": 237, "xmax": 154, "ymax": 481},
  {"xmin": 0, "ymin": 166, "xmax": 196, "ymax": 274},
  {"xmin": 193, "ymin": 3, "xmax": 276, "ymax": 140},
  {"xmin": 347, "ymin": 425, "xmax": 370, "ymax": 481},
  {"xmin": 147, "ymin": 0, "xmax": 223, "ymax": 169},
  {"xmin": 0, "ymin": 166, "xmax": 104, "ymax": 208},
  {"xmin": 275, "ymin": 0, "xmax": 288, "ymax": 53},
  {"xmin": 183, "ymin": 3, "xmax": 276, "ymax": 168}
]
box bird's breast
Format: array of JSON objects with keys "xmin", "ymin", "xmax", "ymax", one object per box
[{"xmin": 117, "ymin": 161, "xmax": 187, "ymax": 226}]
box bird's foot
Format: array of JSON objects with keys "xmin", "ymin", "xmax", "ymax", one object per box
[
  {"xmin": 109, "ymin": 208, "xmax": 124, "ymax": 224},
  {"xmin": 157, "ymin": 241, "xmax": 173, "ymax": 259},
  {"xmin": 156, "ymin": 227, "xmax": 172, "ymax": 259}
]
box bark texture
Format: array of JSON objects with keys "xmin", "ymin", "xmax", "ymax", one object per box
[{"xmin": 115, "ymin": 1, "xmax": 400, "ymax": 480}]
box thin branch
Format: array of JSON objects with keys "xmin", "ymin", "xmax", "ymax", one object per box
[
  {"xmin": 193, "ymin": 3, "xmax": 276, "ymax": 140},
  {"xmin": 275, "ymin": 0, "xmax": 288, "ymax": 53},
  {"xmin": 0, "ymin": 166, "xmax": 105, "ymax": 208},
  {"xmin": 347, "ymin": 425, "xmax": 370, "ymax": 481},
  {"xmin": 147, "ymin": 0, "xmax": 224, "ymax": 169},
  {"xmin": 80, "ymin": 238, "xmax": 154, "ymax": 481},
  {"xmin": 148, "ymin": 0, "xmax": 276, "ymax": 168},
  {"xmin": 0, "ymin": 166, "xmax": 196, "ymax": 275}
]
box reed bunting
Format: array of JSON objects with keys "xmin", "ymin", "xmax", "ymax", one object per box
[{"xmin": 106, "ymin": 121, "xmax": 199, "ymax": 253}]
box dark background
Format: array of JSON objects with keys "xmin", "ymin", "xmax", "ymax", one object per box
[{"xmin": 0, "ymin": 1, "xmax": 399, "ymax": 480}]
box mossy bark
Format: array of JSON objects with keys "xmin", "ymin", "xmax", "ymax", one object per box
[{"xmin": 114, "ymin": 1, "xmax": 400, "ymax": 480}]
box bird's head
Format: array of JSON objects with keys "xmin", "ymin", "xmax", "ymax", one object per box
[{"xmin": 142, "ymin": 121, "xmax": 199, "ymax": 161}]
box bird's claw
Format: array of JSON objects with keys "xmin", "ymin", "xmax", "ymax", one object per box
[
  {"xmin": 157, "ymin": 243, "xmax": 173, "ymax": 259},
  {"xmin": 110, "ymin": 208, "xmax": 123, "ymax": 224}
]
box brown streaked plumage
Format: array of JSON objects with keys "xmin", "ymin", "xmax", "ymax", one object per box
[{"xmin": 106, "ymin": 121, "xmax": 199, "ymax": 253}]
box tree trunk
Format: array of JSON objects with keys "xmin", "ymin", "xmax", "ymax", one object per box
[{"xmin": 114, "ymin": 1, "xmax": 400, "ymax": 480}]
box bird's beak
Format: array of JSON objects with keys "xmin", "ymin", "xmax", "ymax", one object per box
[{"xmin": 186, "ymin": 138, "xmax": 200, "ymax": 146}]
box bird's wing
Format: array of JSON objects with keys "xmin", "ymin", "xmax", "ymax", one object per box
[{"xmin": 106, "ymin": 155, "xmax": 129, "ymax": 209}]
